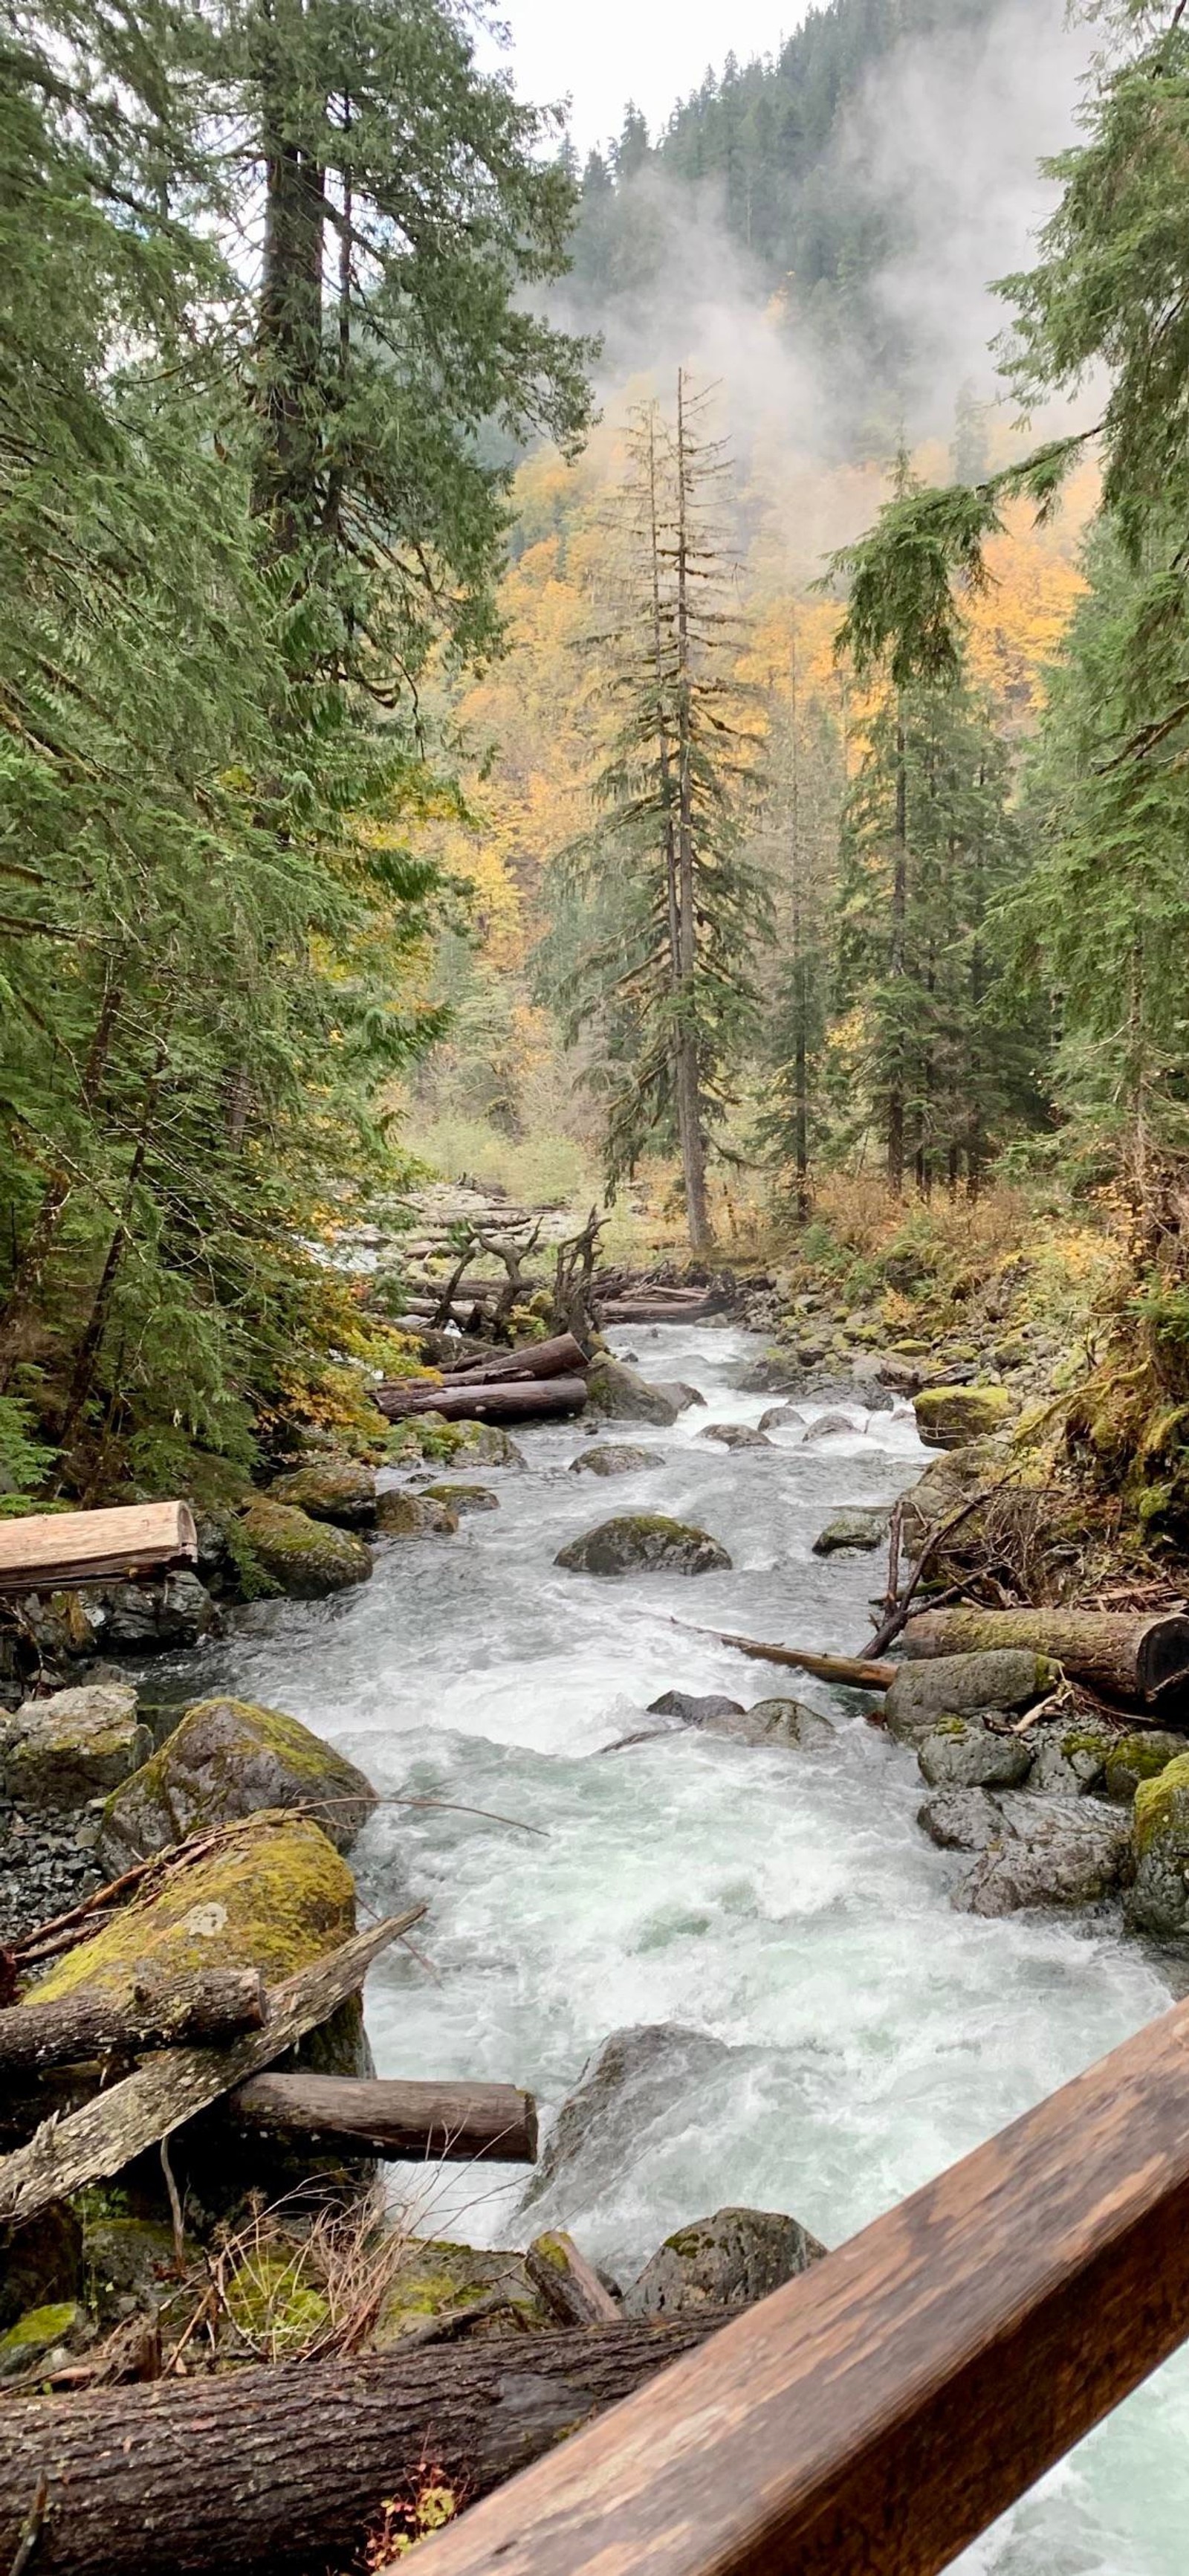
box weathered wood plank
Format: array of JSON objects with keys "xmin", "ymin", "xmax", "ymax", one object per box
[
  {"xmin": 0, "ymin": 1501, "xmax": 198, "ymax": 1597},
  {"xmin": 228, "ymin": 2073, "xmax": 537, "ymax": 2163},
  {"xmin": 0, "ymin": 1908, "xmax": 425, "ymax": 2227},
  {"xmin": 419, "ymin": 1993, "xmax": 1189, "ymax": 2576}
]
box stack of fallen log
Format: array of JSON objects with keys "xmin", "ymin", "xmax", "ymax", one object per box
[
  {"xmin": 375, "ymin": 1330, "xmax": 590, "ymax": 1425},
  {"xmin": 675, "ymin": 1606, "xmax": 1189, "ymax": 1720},
  {"xmin": 592, "ymin": 1269, "xmax": 727, "ymax": 1326}
]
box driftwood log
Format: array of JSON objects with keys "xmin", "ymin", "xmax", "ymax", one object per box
[
  {"xmin": 374, "ymin": 1375, "xmax": 587, "ymax": 1427},
  {"xmin": 675, "ymin": 1622, "xmax": 895, "ymax": 1691},
  {"xmin": 443, "ymin": 1331, "xmax": 587, "ymax": 1385},
  {"xmin": 0, "ymin": 2317, "xmax": 730, "ymax": 2576},
  {"xmin": 0, "ymin": 1907, "xmax": 424, "ymax": 2227},
  {"xmin": 525, "ymin": 2232, "xmax": 621, "ymax": 2327},
  {"xmin": 900, "ymin": 1607, "xmax": 1189, "ymax": 1708},
  {"xmin": 0, "ymin": 1501, "xmax": 197, "ymax": 1598},
  {"xmin": 227, "ymin": 2073, "xmax": 537, "ymax": 2164},
  {"xmin": 599, "ymin": 1299, "xmax": 715, "ymax": 1323},
  {"xmin": 0, "ymin": 1971, "xmax": 267, "ymax": 2072}
]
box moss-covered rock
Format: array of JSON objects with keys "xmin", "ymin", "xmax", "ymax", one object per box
[
  {"xmin": 222, "ymin": 2245, "xmax": 330, "ymax": 2357},
  {"xmin": 1104, "ymin": 1730, "xmax": 1186, "ymax": 1804},
  {"xmin": 584, "ymin": 1359, "xmax": 680, "ymax": 1425},
  {"xmin": 97, "ymin": 1697, "xmax": 378, "ymax": 1873},
  {"xmin": 375, "ymin": 1490, "xmax": 459, "ymax": 1537},
  {"xmin": 884, "ymin": 1650, "xmax": 1054, "ymax": 1744},
  {"xmin": 239, "ymin": 1497, "xmax": 372, "ymax": 1597},
  {"xmin": 555, "ymin": 1514, "xmax": 731, "ymax": 1578},
  {"xmin": 1031, "ymin": 1722, "xmax": 1118, "ymax": 1797},
  {"xmin": 0, "ymin": 2302, "xmax": 83, "ymax": 2380},
  {"xmin": 371, "ymin": 2238, "xmax": 550, "ymax": 2344},
  {"xmin": 0, "ymin": 1683, "xmax": 151, "ymax": 1810},
  {"xmin": 913, "ymin": 1384, "xmax": 1012, "ymax": 1448},
  {"xmin": 1128, "ymin": 1753, "xmax": 1189, "ymax": 1934},
  {"xmin": 953, "ymin": 1795, "xmax": 1133, "ymax": 1917},
  {"xmin": 0, "ymin": 2207, "xmax": 81, "ymax": 2332},
  {"xmin": 623, "ymin": 2207, "xmax": 826, "ymax": 2318},
  {"xmin": 812, "ymin": 1508, "xmax": 890, "ymax": 1555},
  {"xmin": 268, "ymin": 1462, "xmax": 377, "ymax": 1528},
  {"xmin": 916, "ymin": 1716, "xmax": 1034, "ymax": 1793},
  {"xmin": 419, "ymin": 1482, "xmax": 499, "ymax": 1515},
  {"xmin": 568, "ymin": 1444, "xmax": 655, "ymax": 1478},
  {"xmin": 27, "ymin": 1812, "xmax": 356, "ymax": 2007},
  {"xmin": 453, "ymin": 1424, "xmax": 527, "ymax": 1468}
]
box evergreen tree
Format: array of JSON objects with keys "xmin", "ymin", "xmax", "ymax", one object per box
[{"xmin": 753, "ymin": 660, "xmax": 843, "ymax": 1216}]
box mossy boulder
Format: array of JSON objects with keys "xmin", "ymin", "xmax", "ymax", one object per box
[
  {"xmin": 1104, "ymin": 1731, "xmax": 1186, "ymax": 1804},
  {"xmin": 372, "ymin": 2238, "xmax": 551, "ymax": 2344},
  {"xmin": 453, "ymin": 1424, "xmax": 526, "ymax": 1468},
  {"xmin": 952, "ymin": 1795, "xmax": 1133, "ymax": 1917},
  {"xmin": 239, "ymin": 1497, "xmax": 372, "ymax": 1598},
  {"xmin": 1128, "ymin": 1754, "xmax": 1189, "ymax": 1934},
  {"xmin": 97, "ymin": 1696, "xmax": 378, "ymax": 1873},
  {"xmin": 1031, "ymin": 1722, "xmax": 1118, "ymax": 1797},
  {"xmin": 812, "ymin": 1508, "xmax": 890, "ymax": 1556},
  {"xmin": 0, "ymin": 2302, "xmax": 84, "ymax": 2380},
  {"xmin": 419, "ymin": 1482, "xmax": 499, "ymax": 1515},
  {"xmin": 268, "ymin": 1461, "xmax": 377, "ymax": 1529},
  {"xmin": 585, "ymin": 1359, "xmax": 680, "ymax": 1425},
  {"xmin": 0, "ymin": 1683, "xmax": 151, "ymax": 1810},
  {"xmin": 884, "ymin": 1650, "xmax": 1054, "ymax": 1745},
  {"xmin": 623, "ymin": 2207, "xmax": 826, "ymax": 2319},
  {"xmin": 555, "ymin": 1514, "xmax": 731, "ymax": 1578},
  {"xmin": 568, "ymin": 1444, "xmax": 654, "ymax": 1478},
  {"xmin": 222, "ymin": 2244, "xmax": 331, "ymax": 2357},
  {"xmin": 375, "ymin": 1488, "xmax": 458, "ymax": 1537},
  {"xmin": 913, "ymin": 1384, "xmax": 1012, "ymax": 1448},
  {"xmin": 916, "ymin": 1716, "xmax": 1034, "ymax": 1793}
]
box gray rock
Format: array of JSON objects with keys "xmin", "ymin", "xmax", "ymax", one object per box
[
  {"xmin": 1030, "ymin": 1720, "xmax": 1117, "ymax": 1796},
  {"xmin": 739, "ymin": 1353, "xmax": 805, "ymax": 1395},
  {"xmin": 453, "ymin": 1424, "xmax": 528, "ymax": 1468},
  {"xmin": 647, "ymin": 1691, "xmax": 745, "ymax": 1723},
  {"xmin": 80, "ymin": 1570, "xmax": 219, "ymax": 1656},
  {"xmin": 0, "ymin": 2207, "xmax": 82, "ymax": 2334},
  {"xmin": 569, "ymin": 1445, "xmax": 655, "ymax": 1478},
  {"xmin": 585, "ymin": 1360, "xmax": 680, "ymax": 1425},
  {"xmin": 268, "ymin": 1461, "xmax": 377, "ymax": 1527},
  {"xmin": 1127, "ymin": 1753, "xmax": 1189, "ymax": 1934},
  {"xmin": 418, "ymin": 1482, "xmax": 499, "ymax": 1514},
  {"xmin": 758, "ymin": 1404, "xmax": 805, "ymax": 1435},
  {"xmin": 953, "ymin": 1795, "xmax": 1133, "ymax": 1917},
  {"xmin": 707, "ymin": 1697, "xmax": 835, "ymax": 1750},
  {"xmin": 652, "ymin": 1384, "xmax": 706, "ymax": 1413},
  {"xmin": 375, "ymin": 1491, "xmax": 457, "ymax": 1537},
  {"xmin": 698, "ymin": 1421, "xmax": 772, "ymax": 1451},
  {"xmin": 802, "ymin": 1410, "xmax": 864, "ymax": 1442},
  {"xmin": 898, "ymin": 1442, "xmax": 998, "ymax": 1559},
  {"xmin": 623, "ymin": 2206, "xmax": 826, "ymax": 2318},
  {"xmin": 555, "ymin": 1515, "xmax": 731, "ymax": 1578},
  {"xmin": 883, "ymin": 1650, "xmax": 1054, "ymax": 1744},
  {"xmin": 520, "ymin": 2024, "xmax": 735, "ymax": 2214},
  {"xmin": 97, "ymin": 1694, "xmax": 378, "ymax": 1872},
  {"xmin": 811, "ymin": 1508, "xmax": 890, "ymax": 1556},
  {"xmin": 0, "ymin": 1685, "xmax": 151, "ymax": 1810},
  {"xmin": 916, "ymin": 1716, "xmax": 1034, "ymax": 1793},
  {"xmin": 917, "ymin": 1788, "xmax": 1006, "ymax": 1853}
]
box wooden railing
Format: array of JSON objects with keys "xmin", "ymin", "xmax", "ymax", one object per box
[{"xmin": 424, "ymin": 1992, "xmax": 1189, "ymax": 2576}]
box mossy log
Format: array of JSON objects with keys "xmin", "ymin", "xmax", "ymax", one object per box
[
  {"xmin": 0, "ymin": 2317, "xmax": 733, "ymax": 2576},
  {"xmin": 374, "ymin": 1375, "xmax": 588, "ymax": 1426},
  {"xmin": 228, "ymin": 2074, "xmax": 538, "ymax": 2164},
  {"xmin": 525, "ymin": 2232, "xmax": 620, "ymax": 2326},
  {"xmin": 0, "ymin": 1970, "xmax": 267, "ymax": 2072},
  {"xmin": 900, "ymin": 1608, "xmax": 1189, "ymax": 1709}
]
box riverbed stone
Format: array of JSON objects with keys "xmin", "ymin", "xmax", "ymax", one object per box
[
  {"xmin": 555, "ymin": 1515, "xmax": 731, "ymax": 1578},
  {"xmin": 1128, "ymin": 1754, "xmax": 1189, "ymax": 1934},
  {"xmin": 0, "ymin": 1684, "xmax": 151, "ymax": 1811},
  {"xmin": 419, "ymin": 1482, "xmax": 499, "ymax": 1514},
  {"xmin": 913, "ymin": 1384, "xmax": 1012, "ymax": 1448},
  {"xmin": 375, "ymin": 1490, "xmax": 458, "ymax": 1537},
  {"xmin": 883, "ymin": 1650, "xmax": 1054, "ymax": 1744},
  {"xmin": 521, "ymin": 2024, "xmax": 736, "ymax": 2215},
  {"xmin": 239, "ymin": 1497, "xmax": 373, "ymax": 1597},
  {"xmin": 453, "ymin": 1424, "xmax": 527, "ymax": 1468},
  {"xmin": 569, "ymin": 1444, "xmax": 655, "ymax": 1477},
  {"xmin": 953, "ymin": 1795, "xmax": 1133, "ymax": 1917},
  {"xmin": 97, "ymin": 1695, "xmax": 378, "ymax": 1871},
  {"xmin": 623, "ymin": 2207, "xmax": 826, "ymax": 2318},
  {"xmin": 812, "ymin": 1508, "xmax": 890, "ymax": 1556},
  {"xmin": 71, "ymin": 1570, "xmax": 219, "ymax": 1656},
  {"xmin": 267, "ymin": 1461, "xmax": 377, "ymax": 1528},
  {"xmin": 652, "ymin": 1384, "xmax": 707, "ymax": 1413},
  {"xmin": 802, "ymin": 1409, "xmax": 864, "ymax": 1441},
  {"xmin": 0, "ymin": 2302, "xmax": 86, "ymax": 2380},
  {"xmin": 758, "ymin": 1404, "xmax": 805, "ymax": 1435},
  {"xmin": 917, "ymin": 1788, "xmax": 1007, "ymax": 1853},
  {"xmin": 1104, "ymin": 1731, "xmax": 1186, "ymax": 1804},
  {"xmin": 698, "ymin": 1421, "xmax": 771, "ymax": 1451},
  {"xmin": 585, "ymin": 1358, "xmax": 680, "ymax": 1425},
  {"xmin": 898, "ymin": 1442, "xmax": 997, "ymax": 1557},
  {"xmin": 647, "ymin": 1691, "xmax": 745, "ymax": 1722},
  {"xmin": 707, "ymin": 1697, "xmax": 836, "ymax": 1750},
  {"xmin": 1030, "ymin": 1720, "xmax": 1118, "ymax": 1796},
  {"xmin": 916, "ymin": 1716, "xmax": 1034, "ymax": 1793}
]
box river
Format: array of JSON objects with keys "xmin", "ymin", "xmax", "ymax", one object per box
[{"xmin": 179, "ymin": 1318, "xmax": 1188, "ymax": 2575}]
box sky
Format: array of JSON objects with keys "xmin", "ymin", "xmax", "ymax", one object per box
[{"xmin": 485, "ymin": 1, "xmax": 806, "ymax": 158}]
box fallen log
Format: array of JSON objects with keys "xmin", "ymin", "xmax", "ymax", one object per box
[
  {"xmin": 900, "ymin": 1607, "xmax": 1189, "ymax": 1707},
  {"xmin": 526, "ymin": 2232, "xmax": 621, "ymax": 2327},
  {"xmin": 0, "ymin": 2315, "xmax": 733, "ymax": 2576},
  {"xmin": 0, "ymin": 1969, "xmax": 267, "ymax": 2072},
  {"xmin": 442, "ymin": 1331, "xmax": 588, "ymax": 1386},
  {"xmin": 227, "ymin": 2073, "xmax": 537, "ymax": 2164},
  {"xmin": 0, "ymin": 1906, "xmax": 425, "ymax": 2228},
  {"xmin": 374, "ymin": 1375, "xmax": 588, "ymax": 1427},
  {"xmin": 673, "ymin": 1620, "xmax": 895, "ymax": 1692},
  {"xmin": 600, "ymin": 1300, "xmax": 715, "ymax": 1324},
  {"xmin": 0, "ymin": 1501, "xmax": 197, "ymax": 1598}
]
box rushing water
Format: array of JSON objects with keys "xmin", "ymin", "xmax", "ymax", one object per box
[{"xmin": 179, "ymin": 1320, "xmax": 1187, "ymax": 2575}]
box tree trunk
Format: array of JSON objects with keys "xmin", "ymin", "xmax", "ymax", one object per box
[
  {"xmin": 442, "ymin": 1333, "xmax": 587, "ymax": 1386},
  {"xmin": 227, "ymin": 2074, "xmax": 537, "ymax": 2165},
  {"xmin": 901, "ymin": 1607, "xmax": 1189, "ymax": 1708},
  {"xmin": 0, "ymin": 972, "xmax": 123, "ymax": 1394},
  {"xmin": 0, "ymin": 1972, "xmax": 266, "ymax": 2074},
  {"xmin": 674, "ymin": 369, "xmax": 712, "ymax": 1258},
  {"xmin": 886, "ymin": 706, "xmax": 908, "ymax": 1195},
  {"xmin": 526, "ymin": 2233, "xmax": 621, "ymax": 2327},
  {"xmin": 252, "ymin": 0, "xmax": 327, "ymax": 553},
  {"xmin": 0, "ymin": 2317, "xmax": 733, "ymax": 2576},
  {"xmin": 373, "ymin": 1376, "xmax": 587, "ymax": 1427}
]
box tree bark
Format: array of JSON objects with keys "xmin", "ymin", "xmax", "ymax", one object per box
[
  {"xmin": 373, "ymin": 1376, "xmax": 587, "ymax": 1426},
  {"xmin": 674, "ymin": 369, "xmax": 713, "ymax": 1259},
  {"xmin": 526, "ymin": 2233, "xmax": 621, "ymax": 2327},
  {"xmin": 227, "ymin": 2074, "xmax": 537, "ymax": 2165},
  {"xmin": 886, "ymin": 704, "xmax": 908, "ymax": 1195},
  {"xmin": 900, "ymin": 1607, "xmax": 1189, "ymax": 1707},
  {"xmin": 0, "ymin": 1971, "xmax": 267, "ymax": 2073},
  {"xmin": 443, "ymin": 1333, "xmax": 588, "ymax": 1385},
  {"xmin": 0, "ymin": 2317, "xmax": 733, "ymax": 2576}
]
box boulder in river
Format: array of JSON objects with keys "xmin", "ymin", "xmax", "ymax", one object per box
[
  {"xmin": 652, "ymin": 1383, "xmax": 707, "ymax": 1413},
  {"xmin": 950, "ymin": 1795, "xmax": 1133, "ymax": 1917},
  {"xmin": 1127, "ymin": 1753, "xmax": 1189, "ymax": 1935},
  {"xmin": 1030, "ymin": 1720, "xmax": 1118, "ymax": 1796},
  {"xmin": 555, "ymin": 1515, "xmax": 731, "ymax": 1578},
  {"xmin": 372, "ymin": 2238, "xmax": 551, "ymax": 2344},
  {"xmin": 913, "ymin": 1384, "xmax": 1012, "ymax": 1448},
  {"xmin": 1103, "ymin": 1730, "xmax": 1186, "ymax": 1804},
  {"xmin": 698, "ymin": 1421, "xmax": 771, "ymax": 1452},
  {"xmin": 520, "ymin": 2024, "xmax": 736, "ymax": 2216},
  {"xmin": 0, "ymin": 1683, "xmax": 151, "ymax": 1810},
  {"xmin": 56, "ymin": 1570, "xmax": 220, "ymax": 1657},
  {"xmin": 585, "ymin": 1358, "xmax": 680, "ymax": 1425},
  {"xmin": 569, "ymin": 1444, "xmax": 655, "ymax": 1478},
  {"xmin": 917, "ymin": 1788, "xmax": 1007, "ymax": 1853},
  {"xmin": 758, "ymin": 1404, "xmax": 805, "ymax": 1436},
  {"xmin": 419, "ymin": 1482, "xmax": 499, "ymax": 1514},
  {"xmin": 267, "ymin": 1461, "xmax": 377, "ymax": 1528},
  {"xmin": 707, "ymin": 1697, "xmax": 835, "ymax": 1750},
  {"xmin": 916, "ymin": 1716, "xmax": 1034, "ymax": 1793},
  {"xmin": 623, "ymin": 2206, "xmax": 826, "ymax": 2318},
  {"xmin": 239, "ymin": 1497, "xmax": 373, "ymax": 1596},
  {"xmin": 802, "ymin": 1409, "xmax": 864, "ymax": 1442},
  {"xmin": 97, "ymin": 1695, "xmax": 378, "ymax": 1871},
  {"xmin": 883, "ymin": 1650, "xmax": 1054, "ymax": 1744},
  {"xmin": 647, "ymin": 1691, "xmax": 745, "ymax": 1723},
  {"xmin": 812, "ymin": 1507, "xmax": 890, "ymax": 1556},
  {"xmin": 739, "ymin": 1354, "xmax": 804, "ymax": 1395},
  {"xmin": 375, "ymin": 1490, "xmax": 458, "ymax": 1537},
  {"xmin": 453, "ymin": 1424, "xmax": 527, "ymax": 1468}
]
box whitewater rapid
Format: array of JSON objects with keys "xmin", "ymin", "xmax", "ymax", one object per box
[{"xmin": 180, "ymin": 1320, "xmax": 1186, "ymax": 2575}]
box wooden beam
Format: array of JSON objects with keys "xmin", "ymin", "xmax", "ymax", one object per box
[
  {"xmin": 0, "ymin": 1501, "xmax": 198, "ymax": 1598},
  {"xmin": 227, "ymin": 2073, "xmax": 537, "ymax": 2164},
  {"xmin": 418, "ymin": 1993, "xmax": 1189, "ymax": 2576}
]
